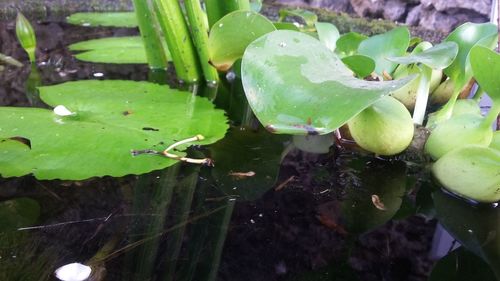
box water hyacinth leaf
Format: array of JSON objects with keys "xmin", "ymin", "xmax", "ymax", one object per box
[
  {"xmin": 0, "ymin": 80, "xmax": 228, "ymax": 180},
  {"xmin": 273, "ymin": 22, "xmax": 300, "ymax": 31},
  {"xmin": 388, "ymin": 42, "xmax": 458, "ymax": 69},
  {"xmin": 209, "ymin": 128, "xmax": 288, "ymax": 201},
  {"xmin": 490, "ymin": 131, "xmax": 500, "ymax": 151},
  {"xmin": 444, "ymin": 22, "xmax": 498, "ymax": 89},
  {"xmin": 358, "ymin": 27, "xmax": 410, "ymax": 75},
  {"xmin": 432, "ymin": 145, "xmax": 500, "ymax": 203},
  {"xmin": 66, "ymin": 12, "xmax": 138, "ymax": 27},
  {"xmin": 433, "ymin": 190, "xmax": 500, "ymax": 278},
  {"xmin": 341, "ymin": 55, "xmax": 375, "ymax": 78},
  {"xmin": 241, "ymin": 30, "xmax": 414, "ymax": 135},
  {"xmin": 314, "ymin": 22, "xmax": 340, "ymax": 52},
  {"xmin": 278, "ymin": 8, "xmax": 318, "ymax": 27},
  {"xmin": 208, "ymin": 10, "xmax": 276, "ymax": 71},
  {"xmin": 250, "ymin": 0, "xmax": 263, "ymax": 12},
  {"xmin": 335, "ymin": 32, "xmax": 367, "ymax": 57},
  {"xmin": 69, "ymin": 36, "xmax": 169, "ymax": 64},
  {"xmin": 0, "ymin": 198, "xmax": 40, "ymax": 232},
  {"xmin": 471, "ymin": 46, "xmax": 500, "ymax": 103}
]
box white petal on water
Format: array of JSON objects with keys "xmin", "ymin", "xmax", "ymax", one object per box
[
  {"xmin": 54, "ymin": 262, "xmax": 91, "ymax": 281},
  {"xmin": 53, "ymin": 105, "xmax": 74, "ymax": 116}
]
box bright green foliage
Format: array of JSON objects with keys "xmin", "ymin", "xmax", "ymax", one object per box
[
  {"xmin": 0, "ymin": 80, "xmax": 228, "ymax": 180},
  {"xmin": 314, "ymin": 22, "xmax": 340, "ymax": 52},
  {"xmin": 335, "ymin": 32, "xmax": 367, "ymax": 58},
  {"xmin": 490, "ymin": 131, "xmax": 500, "ymax": 151},
  {"xmin": 388, "ymin": 42, "xmax": 458, "ymax": 69},
  {"xmin": 69, "ymin": 36, "xmax": 168, "ymax": 64},
  {"xmin": 432, "ymin": 146, "xmax": 500, "ymax": 203},
  {"xmin": 341, "ymin": 55, "xmax": 375, "ymax": 78},
  {"xmin": 241, "ymin": 30, "xmax": 413, "ymax": 135},
  {"xmin": 208, "ymin": 10, "xmax": 276, "ymax": 71},
  {"xmin": 348, "ymin": 96, "xmax": 414, "ymax": 155},
  {"xmin": 15, "ymin": 13, "xmax": 36, "ymax": 62},
  {"xmin": 66, "ymin": 12, "xmax": 138, "ymax": 27},
  {"xmin": 358, "ymin": 27, "xmax": 410, "ymax": 75}
]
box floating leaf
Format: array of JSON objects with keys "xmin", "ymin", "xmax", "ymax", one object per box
[
  {"xmin": 341, "ymin": 55, "xmax": 375, "ymax": 78},
  {"xmin": 388, "ymin": 42, "xmax": 458, "ymax": 69},
  {"xmin": 208, "ymin": 10, "xmax": 276, "ymax": 71},
  {"xmin": 432, "ymin": 145, "xmax": 500, "ymax": 203},
  {"xmin": 444, "ymin": 22, "xmax": 498, "ymax": 89},
  {"xmin": 66, "ymin": 12, "xmax": 138, "ymax": 27},
  {"xmin": 314, "ymin": 22, "xmax": 339, "ymax": 52},
  {"xmin": 335, "ymin": 32, "xmax": 367, "ymax": 57},
  {"xmin": 209, "ymin": 128, "xmax": 288, "ymax": 201},
  {"xmin": 358, "ymin": 27, "xmax": 410, "ymax": 75},
  {"xmin": 241, "ymin": 30, "xmax": 413, "ymax": 135},
  {"xmin": 0, "ymin": 198, "xmax": 40, "ymax": 232},
  {"xmin": 278, "ymin": 8, "xmax": 318, "ymax": 27},
  {"xmin": 68, "ymin": 36, "xmax": 167, "ymax": 64},
  {"xmin": 0, "ymin": 80, "xmax": 228, "ymax": 180}
]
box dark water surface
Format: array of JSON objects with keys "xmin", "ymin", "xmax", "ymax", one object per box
[{"xmin": 0, "ymin": 19, "xmax": 498, "ymax": 281}]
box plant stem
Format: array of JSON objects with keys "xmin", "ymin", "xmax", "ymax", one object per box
[
  {"xmin": 412, "ymin": 65, "xmax": 431, "ymax": 125},
  {"xmin": 225, "ymin": 0, "xmax": 251, "ymax": 12},
  {"xmin": 426, "ymin": 82, "xmax": 462, "ymax": 129},
  {"xmin": 205, "ymin": 0, "xmax": 250, "ymax": 28},
  {"xmin": 480, "ymin": 102, "xmax": 500, "ymax": 130},
  {"xmin": 472, "ymin": 86, "xmax": 485, "ymax": 102},
  {"xmin": 153, "ymin": 0, "xmax": 201, "ymax": 83},
  {"xmin": 185, "ymin": 0, "xmax": 219, "ymax": 85},
  {"xmin": 132, "ymin": 0, "xmax": 169, "ymax": 69}
]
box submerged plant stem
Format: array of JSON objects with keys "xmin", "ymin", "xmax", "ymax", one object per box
[
  {"xmin": 132, "ymin": 0, "xmax": 169, "ymax": 69},
  {"xmin": 185, "ymin": 0, "xmax": 219, "ymax": 84},
  {"xmin": 153, "ymin": 0, "xmax": 201, "ymax": 83}
]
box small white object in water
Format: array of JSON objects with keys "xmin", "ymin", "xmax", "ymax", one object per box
[
  {"xmin": 55, "ymin": 262, "xmax": 91, "ymax": 281},
  {"xmin": 93, "ymin": 72, "xmax": 104, "ymax": 77},
  {"xmin": 53, "ymin": 105, "xmax": 75, "ymax": 116}
]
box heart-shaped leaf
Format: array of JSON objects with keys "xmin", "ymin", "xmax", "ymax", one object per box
[
  {"xmin": 67, "ymin": 12, "xmax": 138, "ymax": 27},
  {"xmin": 358, "ymin": 27, "xmax": 410, "ymax": 75},
  {"xmin": 208, "ymin": 10, "xmax": 276, "ymax": 71},
  {"xmin": 0, "ymin": 80, "xmax": 228, "ymax": 180},
  {"xmin": 69, "ymin": 36, "xmax": 169, "ymax": 64},
  {"xmin": 335, "ymin": 32, "xmax": 367, "ymax": 57},
  {"xmin": 388, "ymin": 42, "xmax": 458, "ymax": 69},
  {"xmin": 444, "ymin": 23, "xmax": 498, "ymax": 90},
  {"xmin": 314, "ymin": 22, "xmax": 340, "ymax": 52},
  {"xmin": 241, "ymin": 30, "xmax": 414, "ymax": 135}
]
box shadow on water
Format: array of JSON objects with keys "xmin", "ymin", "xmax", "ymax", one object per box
[{"xmin": 0, "ymin": 18, "xmax": 498, "ymax": 281}]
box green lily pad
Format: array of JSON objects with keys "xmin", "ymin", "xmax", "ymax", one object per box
[
  {"xmin": 241, "ymin": 30, "xmax": 414, "ymax": 135},
  {"xmin": 388, "ymin": 42, "xmax": 458, "ymax": 69},
  {"xmin": 335, "ymin": 32, "xmax": 367, "ymax": 58},
  {"xmin": 444, "ymin": 22, "xmax": 498, "ymax": 90},
  {"xmin": 0, "ymin": 198, "xmax": 40, "ymax": 232},
  {"xmin": 69, "ymin": 36, "xmax": 167, "ymax": 64},
  {"xmin": 314, "ymin": 22, "xmax": 340, "ymax": 52},
  {"xmin": 209, "ymin": 128, "xmax": 288, "ymax": 201},
  {"xmin": 208, "ymin": 10, "xmax": 276, "ymax": 71},
  {"xmin": 0, "ymin": 80, "xmax": 228, "ymax": 180},
  {"xmin": 358, "ymin": 27, "xmax": 410, "ymax": 75},
  {"xmin": 341, "ymin": 54, "xmax": 375, "ymax": 78},
  {"xmin": 67, "ymin": 12, "xmax": 138, "ymax": 27},
  {"xmin": 432, "ymin": 145, "xmax": 500, "ymax": 203}
]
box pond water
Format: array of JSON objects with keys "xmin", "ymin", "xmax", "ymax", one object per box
[{"xmin": 0, "ymin": 18, "xmax": 499, "ymax": 281}]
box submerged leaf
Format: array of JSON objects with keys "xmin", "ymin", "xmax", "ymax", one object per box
[
  {"xmin": 0, "ymin": 80, "xmax": 228, "ymax": 180},
  {"xmin": 208, "ymin": 10, "xmax": 276, "ymax": 71},
  {"xmin": 66, "ymin": 12, "xmax": 138, "ymax": 27},
  {"xmin": 241, "ymin": 30, "xmax": 414, "ymax": 135}
]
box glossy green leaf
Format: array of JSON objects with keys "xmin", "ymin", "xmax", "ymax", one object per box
[
  {"xmin": 273, "ymin": 22, "xmax": 300, "ymax": 31},
  {"xmin": 0, "ymin": 198, "xmax": 40, "ymax": 232},
  {"xmin": 490, "ymin": 131, "xmax": 500, "ymax": 151},
  {"xmin": 471, "ymin": 46, "xmax": 500, "ymax": 102},
  {"xmin": 429, "ymin": 248, "xmax": 497, "ymax": 281},
  {"xmin": 209, "ymin": 128, "xmax": 288, "ymax": 201},
  {"xmin": 0, "ymin": 80, "xmax": 228, "ymax": 180},
  {"xmin": 335, "ymin": 32, "xmax": 367, "ymax": 57},
  {"xmin": 432, "ymin": 145, "xmax": 500, "ymax": 203},
  {"xmin": 444, "ymin": 22, "xmax": 498, "ymax": 89},
  {"xmin": 358, "ymin": 27, "xmax": 410, "ymax": 75},
  {"xmin": 433, "ymin": 190, "xmax": 500, "ymax": 279},
  {"xmin": 68, "ymin": 36, "xmax": 168, "ymax": 64},
  {"xmin": 278, "ymin": 8, "xmax": 318, "ymax": 27},
  {"xmin": 241, "ymin": 30, "xmax": 414, "ymax": 135},
  {"xmin": 314, "ymin": 22, "xmax": 339, "ymax": 52},
  {"xmin": 66, "ymin": 12, "xmax": 138, "ymax": 27},
  {"xmin": 208, "ymin": 10, "xmax": 276, "ymax": 71},
  {"xmin": 388, "ymin": 42, "xmax": 458, "ymax": 69},
  {"xmin": 341, "ymin": 55, "xmax": 375, "ymax": 78}
]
